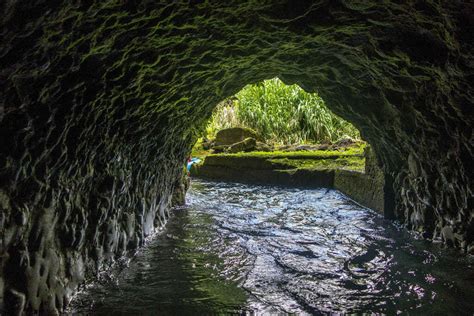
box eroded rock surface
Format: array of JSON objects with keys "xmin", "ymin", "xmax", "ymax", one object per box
[
  {"xmin": 0, "ymin": 1, "xmax": 472, "ymax": 313},
  {"xmin": 214, "ymin": 127, "xmax": 258, "ymax": 146},
  {"xmin": 226, "ymin": 137, "xmax": 257, "ymax": 153}
]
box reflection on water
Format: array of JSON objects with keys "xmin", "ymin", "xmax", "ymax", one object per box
[{"xmin": 71, "ymin": 180, "xmax": 474, "ymax": 315}]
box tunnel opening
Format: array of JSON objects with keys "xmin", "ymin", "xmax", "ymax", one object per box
[
  {"xmin": 201, "ymin": 77, "xmax": 361, "ymax": 148},
  {"xmin": 192, "ymin": 76, "xmax": 366, "ymax": 165},
  {"xmin": 188, "ymin": 77, "xmax": 388, "ymax": 216}
]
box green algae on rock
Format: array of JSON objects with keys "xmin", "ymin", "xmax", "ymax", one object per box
[{"xmin": 269, "ymin": 156, "xmax": 365, "ymax": 172}]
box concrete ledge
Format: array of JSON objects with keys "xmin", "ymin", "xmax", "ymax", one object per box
[
  {"xmin": 191, "ymin": 148, "xmax": 385, "ymax": 214},
  {"xmin": 192, "ymin": 164, "xmax": 334, "ymax": 188},
  {"xmin": 334, "ymin": 170, "xmax": 384, "ymax": 213}
]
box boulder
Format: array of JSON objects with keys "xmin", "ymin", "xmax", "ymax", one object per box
[
  {"xmin": 201, "ymin": 138, "xmax": 213, "ymax": 150},
  {"xmin": 279, "ymin": 144, "xmax": 326, "ymax": 152},
  {"xmin": 293, "ymin": 144, "xmax": 321, "ymax": 151},
  {"xmin": 226, "ymin": 137, "xmax": 257, "ymax": 153},
  {"xmin": 255, "ymin": 141, "xmax": 272, "ymax": 152},
  {"xmin": 331, "ymin": 137, "xmax": 357, "ymax": 149},
  {"xmin": 214, "ymin": 127, "xmax": 257, "ymax": 146},
  {"xmin": 211, "ymin": 145, "xmax": 228, "ymax": 153}
]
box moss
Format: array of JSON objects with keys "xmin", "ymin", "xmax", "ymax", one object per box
[
  {"xmin": 191, "ymin": 137, "xmax": 366, "ymax": 164},
  {"xmin": 269, "ymin": 156, "xmax": 365, "ymax": 172},
  {"xmin": 191, "ymin": 138, "xmax": 212, "ymax": 158},
  {"xmin": 193, "ymin": 144, "xmax": 366, "ymax": 174},
  {"xmin": 208, "ymin": 143, "xmax": 365, "ymax": 160}
]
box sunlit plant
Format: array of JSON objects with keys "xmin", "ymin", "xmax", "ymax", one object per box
[{"xmin": 206, "ymin": 78, "xmax": 360, "ymax": 145}]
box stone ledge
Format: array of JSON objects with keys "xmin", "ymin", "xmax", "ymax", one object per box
[
  {"xmin": 191, "ymin": 152, "xmax": 384, "ymax": 214},
  {"xmin": 334, "ymin": 170, "xmax": 384, "ymax": 214}
]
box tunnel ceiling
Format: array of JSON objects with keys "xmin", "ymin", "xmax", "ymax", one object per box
[{"xmin": 0, "ymin": 0, "xmax": 473, "ymax": 314}]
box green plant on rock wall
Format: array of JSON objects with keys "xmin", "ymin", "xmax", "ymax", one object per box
[{"xmin": 206, "ymin": 78, "xmax": 360, "ymax": 145}]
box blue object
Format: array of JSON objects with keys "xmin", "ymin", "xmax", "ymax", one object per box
[{"xmin": 187, "ymin": 158, "xmax": 201, "ymax": 171}]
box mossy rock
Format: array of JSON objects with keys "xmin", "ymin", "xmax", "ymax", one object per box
[
  {"xmin": 192, "ymin": 148, "xmax": 365, "ymax": 180},
  {"xmin": 255, "ymin": 141, "xmax": 272, "ymax": 152},
  {"xmin": 213, "ymin": 144, "xmax": 365, "ymax": 160},
  {"xmin": 192, "ymin": 164, "xmax": 335, "ymax": 188},
  {"xmin": 214, "ymin": 127, "xmax": 258, "ymax": 146},
  {"xmin": 269, "ymin": 156, "xmax": 365, "ymax": 172},
  {"xmin": 226, "ymin": 137, "xmax": 256, "ymax": 153},
  {"xmin": 334, "ymin": 170, "xmax": 384, "ymax": 213}
]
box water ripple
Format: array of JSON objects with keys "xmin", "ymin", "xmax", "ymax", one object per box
[{"xmin": 71, "ymin": 180, "xmax": 474, "ymax": 315}]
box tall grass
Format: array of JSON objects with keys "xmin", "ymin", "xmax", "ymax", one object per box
[
  {"xmin": 207, "ymin": 78, "xmax": 360, "ymax": 145},
  {"xmin": 205, "ymin": 99, "xmax": 240, "ymax": 137}
]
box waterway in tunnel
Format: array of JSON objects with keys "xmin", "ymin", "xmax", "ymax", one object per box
[{"xmin": 71, "ymin": 180, "xmax": 474, "ymax": 315}]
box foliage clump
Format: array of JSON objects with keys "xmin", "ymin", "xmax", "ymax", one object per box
[{"xmin": 206, "ymin": 78, "xmax": 360, "ymax": 145}]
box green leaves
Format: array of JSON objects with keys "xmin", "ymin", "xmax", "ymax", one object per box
[{"xmin": 208, "ymin": 78, "xmax": 360, "ymax": 145}]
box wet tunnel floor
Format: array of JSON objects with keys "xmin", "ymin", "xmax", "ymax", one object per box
[{"xmin": 71, "ymin": 180, "xmax": 474, "ymax": 315}]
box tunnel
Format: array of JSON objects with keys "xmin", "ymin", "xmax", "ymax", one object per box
[{"xmin": 0, "ymin": 1, "xmax": 473, "ymax": 313}]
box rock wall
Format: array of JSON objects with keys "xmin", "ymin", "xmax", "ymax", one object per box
[
  {"xmin": 0, "ymin": 1, "xmax": 472, "ymax": 313},
  {"xmin": 192, "ymin": 155, "xmax": 337, "ymax": 188},
  {"xmin": 334, "ymin": 147, "xmax": 385, "ymax": 213}
]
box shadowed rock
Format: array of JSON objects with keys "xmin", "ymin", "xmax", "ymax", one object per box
[
  {"xmin": 226, "ymin": 137, "xmax": 257, "ymax": 153},
  {"xmin": 214, "ymin": 127, "xmax": 258, "ymax": 146},
  {"xmin": 0, "ymin": 1, "xmax": 472, "ymax": 313}
]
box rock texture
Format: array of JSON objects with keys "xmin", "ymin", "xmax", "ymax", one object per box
[
  {"xmin": 335, "ymin": 147, "xmax": 385, "ymax": 213},
  {"xmin": 226, "ymin": 137, "xmax": 257, "ymax": 153},
  {"xmin": 214, "ymin": 127, "xmax": 258, "ymax": 146},
  {"xmin": 0, "ymin": 1, "xmax": 472, "ymax": 313}
]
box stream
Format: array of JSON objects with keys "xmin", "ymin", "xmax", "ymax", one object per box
[{"xmin": 71, "ymin": 179, "xmax": 474, "ymax": 315}]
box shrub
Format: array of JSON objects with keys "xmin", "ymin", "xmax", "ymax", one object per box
[{"xmin": 206, "ymin": 78, "xmax": 360, "ymax": 145}]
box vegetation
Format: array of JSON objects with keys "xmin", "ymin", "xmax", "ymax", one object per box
[
  {"xmin": 210, "ymin": 143, "xmax": 365, "ymax": 159},
  {"xmin": 206, "ymin": 78, "xmax": 360, "ymax": 145},
  {"xmin": 269, "ymin": 157, "xmax": 365, "ymax": 172},
  {"xmin": 191, "ymin": 143, "xmax": 366, "ymax": 177}
]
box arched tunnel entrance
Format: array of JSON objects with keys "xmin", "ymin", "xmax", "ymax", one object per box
[
  {"xmin": 188, "ymin": 77, "xmax": 388, "ymax": 215},
  {"xmin": 0, "ymin": 1, "xmax": 472, "ymax": 314}
]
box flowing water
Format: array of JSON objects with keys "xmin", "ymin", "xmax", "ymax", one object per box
[{"xmin": 71, "ymin": 180, "xmax": 474, "ymax": 315}]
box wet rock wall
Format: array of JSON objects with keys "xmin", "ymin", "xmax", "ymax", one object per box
[
  {"xmin": 334, "ymin": 147, "xmax": 385, "ymax": 213},
  {"xmin": 0, "ymin": 0, "xmax": 472, "ymax": 313}
]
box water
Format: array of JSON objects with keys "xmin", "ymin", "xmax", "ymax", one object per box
[{"xmin": 71, "ymin": 180, "xmax": 474, "ymax": 315}]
